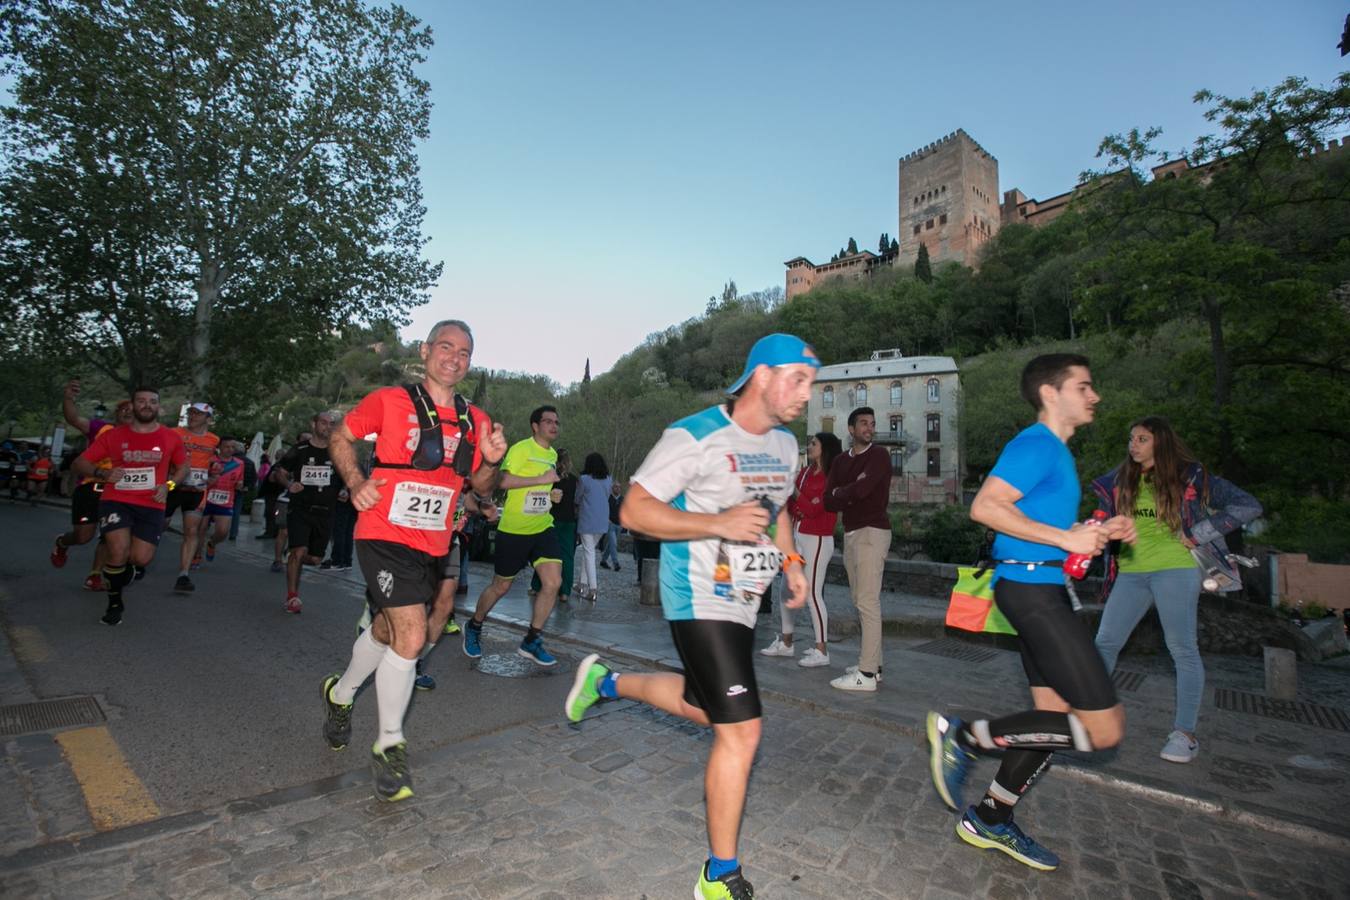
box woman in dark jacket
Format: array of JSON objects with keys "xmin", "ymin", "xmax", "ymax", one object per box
[{"xmin": 1091, "ymin": 416, "xmax": 1262, "ymax": 765}]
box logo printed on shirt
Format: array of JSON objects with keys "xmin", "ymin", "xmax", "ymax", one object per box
[{"xmin": 725, "ymin": 684, "xmax": 748, "ymax": 697}]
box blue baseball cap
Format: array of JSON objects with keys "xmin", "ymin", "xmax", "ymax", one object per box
[{"xmin": 726, "ymin": 333, "xmax": 822, "ymax": 394}]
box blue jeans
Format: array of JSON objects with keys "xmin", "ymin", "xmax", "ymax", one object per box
[
  {"xmin": 602, "ymin": 523, "xmax": 620, "ymax": 567},
  {"xmin": 228, "ymin": 494, "xmax": 244, "ymax": 540},
  {"xmin": 1094, "ymin": 567, "xmax": 1204, "ymax": 732}
]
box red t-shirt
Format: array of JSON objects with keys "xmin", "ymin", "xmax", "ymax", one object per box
[
  {"xmin": 788, "ymin": 466, "xmax": 837, "ymax": 536},
  {"xmin": 344, "ymin": 386, "xmax": 492, "ymax": 557},
  {"xmin": 205, "ymin": 460, "xmax": 245, "ymax": 509},
  {"xmin": 81, "ymin": 425, "xmax": 186, "ymax": 509}
]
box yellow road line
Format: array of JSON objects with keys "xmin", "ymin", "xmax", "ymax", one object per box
[
  {"xmin": 55, "ymin": 726, "xmax": 160, "ymax": 830},
  {"xmin": 10, "ymin": 625, "xmax": 50, "ymax": 664}
]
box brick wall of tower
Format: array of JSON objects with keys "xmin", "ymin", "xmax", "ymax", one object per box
[{"xmin": 897, "ymin": 130, "xmax": 1000, "ymax": 268}]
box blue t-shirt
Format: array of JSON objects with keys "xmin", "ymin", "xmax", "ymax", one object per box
[{"xmin": 989, "ymin": 423, "xmax": 1080, "ymax": 584}]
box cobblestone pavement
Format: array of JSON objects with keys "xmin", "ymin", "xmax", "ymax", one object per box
[{"xmin": 4, "ymin": 696, "xmax": 1349, "ymax": 899}]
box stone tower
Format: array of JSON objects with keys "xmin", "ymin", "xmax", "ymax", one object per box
[{"xmin": 897, "ymin": 129, "xmax": 1000, "ymax": 268}]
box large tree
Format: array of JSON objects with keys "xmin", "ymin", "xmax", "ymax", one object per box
[{"xmin": 0, "ymin": 0, "xmax": 442, "ymax": 409}]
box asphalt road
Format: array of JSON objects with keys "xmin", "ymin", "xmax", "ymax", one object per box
[{"xmin": 0, "ymin": 501, "xmax": 582, "ymax": 817}]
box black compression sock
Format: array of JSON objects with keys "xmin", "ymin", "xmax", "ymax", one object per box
[
  {"xmin": 524, "ymin": 627, "xmax": 541, "ymax": 644},
  {"xmin": 104, "ymin": 565, "xmax": 133, "ymax": 604},
  {"xmin": 968, "ymin": 710, "xmax": 1089, "ymax": 752},
  {"xmin": 976, "ymin": 748, "xmax": 1054, "ymax": 825}
]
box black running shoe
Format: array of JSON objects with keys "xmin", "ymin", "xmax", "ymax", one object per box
[
  {"xmin": 371, "ymin": 742, "xmax": 413, "ymax": 801},
  {"xmin": 133, "ymin": 565, "xmax": 147, "ymax": 581},
  {"xmin": 322, "ymin": 674, "xmax": 353, "ymax": 750},
  {"xmin": 174, "ymin": 574, "xmax": 195, "ymax": 593},
  {"xmin": 101, "ymin": 602, "xmax": 123, "ymax": 626}
]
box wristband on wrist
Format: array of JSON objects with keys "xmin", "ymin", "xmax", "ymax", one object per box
[{"xmin": 783, "ymin": 552, "xmax": 806, "ymax": 570}]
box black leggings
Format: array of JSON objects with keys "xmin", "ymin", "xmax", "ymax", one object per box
[{"xmin": 994, "ymin": 579, "xmax": 1118, "ymax": 711}]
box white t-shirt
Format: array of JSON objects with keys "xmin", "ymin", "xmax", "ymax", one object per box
[{"xmin": 631, "ymin": 405, "xmax": 799, "ymax": 628}]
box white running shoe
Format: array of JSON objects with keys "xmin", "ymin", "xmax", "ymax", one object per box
[
  {"xmin": 845, "ymin": 664, "xmax": 883, "ymax": 684},
  {"xmin": 830, "ymin": 669, "xmax": 877, "ymax": 692},
  {"xmin": 1160, "ymin": 730, "xmax": 1199, "ymax": 763},
  {"xmin": 798, "ymin": 648, "xmax": 830, "ymax": 668},
  {"xmin": 759, "ymin": 637, "xmax": 795, "ymax": 657}
]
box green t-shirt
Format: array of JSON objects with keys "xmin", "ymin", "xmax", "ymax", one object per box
[
  {"xmin": 497, "ymin": 437, "xmax": 558, "ymax": 535},
  {"xmin": 1117, "ymin": 479, "xmax": 1196, "ymax": 574}
]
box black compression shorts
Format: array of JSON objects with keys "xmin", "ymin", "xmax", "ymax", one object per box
[
  {"xmin": 164, "ymin": 487, "xmax": 205, "ymax": 520},
  {"xmin": 72, "ymin": 482, "xmax": 103, "ymax": 526},
  {"xmin": 994, "ymin": 578, "xmax": 1118, "ymax": 712},
  {"xmin": 669, "ymin": 618, "xmax": 762, "ymax": 724},
  {"xmin": 492, "ymin": 528, "xmax": 562, "ymax": 579}
]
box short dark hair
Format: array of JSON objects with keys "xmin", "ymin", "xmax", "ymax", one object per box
[
  {"xmin": 529, "ymin": 405, "xmax": 558, "ymax": 426},
  {"xmin": 131, "ymin": 386, "xmax": 158, "ymax": 398},
  {"xmin": 582, "ymin": 452, "xmax": 610, "ymax": 479},
  {"xmin": 1020, "ymin": 353, "xmax": 1091, "ymax": 410},
  {"xmin": 847, "ymin": 406, "xmax": 875, "ymax": 428}
]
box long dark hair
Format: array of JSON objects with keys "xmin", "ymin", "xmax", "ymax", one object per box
[
  {"xmin": 582, "ymin": 452, "xmax": 609, "ymax": 479},
  {"xmin": 814, "ymin": 432, "xmax": 843, "ymax": 475},
  {"xmin": 1117, "ymin": 415, "xmax": 1203, "ymax": 532}
]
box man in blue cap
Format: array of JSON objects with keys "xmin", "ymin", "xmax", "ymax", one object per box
[{"xmin": 564, "ymin": 334, "xmax": 820, "ymax": 900}]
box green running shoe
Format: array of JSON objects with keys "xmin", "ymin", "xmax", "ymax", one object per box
[
  {"xmin": 443, "ymin": 619, "xmax": 460, "ymax": 635},
  {"xmin": 696, "ymin": 861, "xmax": 754, "ymax": 899},
  {"xmin": 371, "ymin": 742, "xmax": 413, "ymax": 802},
  {"xmin": 322, "ymin": 674, "xmax": 353, "ymax": 750},
  {"xmin": 564, "ymin": 653, "xmax": 609, "ymax": 723}
]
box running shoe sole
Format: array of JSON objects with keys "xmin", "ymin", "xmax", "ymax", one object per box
[
  {"xmin": 565, "ymin": 653, "xmax": 601, "ymax": 722},
  {"xmin": 927, "ymin": 711, "xmax": 960, "ymax": 811},
  {"xmin": 517, "ymin": 645, "xmax": 557, "ymax": 667},
  {"xmin": 956, "ymin": 814, "xmax": 1059, "ymax": 871}
]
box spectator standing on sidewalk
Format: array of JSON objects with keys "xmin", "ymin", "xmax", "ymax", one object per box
[
  {"xmin": 601, "ymin": 479, "xmax": 623, "ymax": 571},
  {"xmin": 761, "ymin": 431, "xmax": 843, "ymax": 668},
  {"xmin": 228, "ymin": 445, "xmax": 258, "ymax": 541},
  {"xmin": 575, "ymin": 452, "xmax": 613, "ymax": 602},
  {"xmin": 1091, "ymin": 415, "xmax": 1262, "ymax": 764},
  {"xmin": 824, "ymin": 407, "xmax": 893, "ymax": 691}
]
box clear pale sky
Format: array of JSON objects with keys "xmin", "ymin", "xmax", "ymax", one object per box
[{"xmin": 403, "ymin": 0, "xmax": 1346, "ymax": 386}]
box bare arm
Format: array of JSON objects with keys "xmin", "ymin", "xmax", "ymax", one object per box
[
  {"xmin": 499, "ymin": 469, "xmax": 558, "ymax": 490},
  {"xmin": 72, "ymin": 455, "xmax": 97, "ymax": 480},
  {"xmin": 620, "ymin": 482, "xmax": 769, "ymax": 543},
  {"xmin": 970, "ymin": 475, "xmax": 1106, "ymax": 556},
  {"xmin": 328, "ymin": 426, "xmax": 364, "ymax": 493},
  {"xmin": 62, "ymin": 381, "xmax": 91, "ymax": 434}
]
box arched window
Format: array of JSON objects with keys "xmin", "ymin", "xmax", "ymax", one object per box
[
  {"xmin": 926, "ymin": 413, "xmax": 941, "ymax": 442},
  {"xmin": 926, "ymin": 378, "xmax": 940, "ymax": 403},
  {"xmin": 890, "ymin": 382, "xmax": 902, "ymax": 406},
  {"xmin": 855, "ymin": 383, "xmax": 867, "ymax": 406},
  {"xmin": 822, "ymin": 386, "xmax": 834, "ymax": 408}
]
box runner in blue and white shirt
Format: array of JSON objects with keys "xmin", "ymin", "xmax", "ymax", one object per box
[{"xmin": 563, "ymin": 334, "xmax": 820, "ymax": 900}]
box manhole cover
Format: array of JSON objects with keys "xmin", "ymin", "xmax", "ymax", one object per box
[
  {"xmin": 1112, "ymin": 670, "xmax": 1147, "ymax": 692},
  {"xmin": 0, "ymin": 696, "xmax": 105, "ymax": 736},
  {"xmin": 907, "ymin": 639, "xmax": 998, "ymax": 664},
  {"xmin": 1214, "ymin": 688, "xmax": 1350, "ymax": 733},
  {"xmin": 475, "ymin": 654, "xmax": 564, "ymax": 678}
]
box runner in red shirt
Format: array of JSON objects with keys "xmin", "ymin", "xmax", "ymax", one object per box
[
  {"xmin": 168, "ymin": 403, "xmax": 221, "ymax": 593},
  {"xmin": 322, "ymin": 320, "xmax": 507, "ymax": 802},
  {"xmin": 72, "ymin": 387, "xmax": 189, "ymax": 626},
  {"xmin": 197, "ymin": 439, "xmax": 246, "ymax": 563}
]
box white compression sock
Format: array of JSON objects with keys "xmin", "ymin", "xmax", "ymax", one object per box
[
  {"xmin": 374, "ymin": 647, "xmax": 417, "ymax": 751},
  {"xmin": 331, "ymin": 629, "xmax": 387, "ymax": 705},
  {"xmin": 419, "ymin": 641, "xmax": 436, "ymax": 660}
]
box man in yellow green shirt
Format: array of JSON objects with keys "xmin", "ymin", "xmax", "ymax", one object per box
[{"xmin": 463, "ymin": 405, "xmax": 564, "ymax": 665}]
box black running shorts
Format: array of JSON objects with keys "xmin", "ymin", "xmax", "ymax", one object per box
[
  {"xmin": 994, "ymin": 578, "xmax": 1118, "ymax": 712},
  {"xmin": 287, "ymin": 504, "xmax": 332, "ymax": 556},
  {"xmin": 72, "ymin": 482, "xmax": 103, "ymax": 526},
  {"xmin": 669, "ymin": 618, "xmax": 762, "ymax": 724},
  {"xmin": 439, "ymin": 535, "xmax": 462, "ymax": 581},
  {"xmin": 164, "ymin": 487, "xmax": 205, "ymax": 520},
  {"xmin": 492, "ymin": 528, "xmax": 562, "ymax": 579},
  {"xmin": 98, "ymin": 501, "xmax": 165, "ymax": 546},
  {"xmin": 357, "ymin": 539, "xmax": 441, "ymax": 609}
]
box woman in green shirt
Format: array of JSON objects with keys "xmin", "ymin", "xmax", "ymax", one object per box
[{"xmin": 1091, "ymin": 416, "xmax": 1262, "ymax": 765}]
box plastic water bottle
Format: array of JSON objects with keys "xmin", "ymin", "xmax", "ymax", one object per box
[{"xmin": 1063, "ymin": 510, "xmax": 1107, "ymax": 579}]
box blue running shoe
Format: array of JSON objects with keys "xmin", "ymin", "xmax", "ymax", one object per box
[
  {"xmin": 517, "ymin": 636, "xmax": 557, "ymax": 667},
  {"xmin": 462, "ymin": 622, "xmax": 482, "ymax": 658},
  {"xmin": 956, "ymin": 806, "xmax": 1060, "ymax": 871},
  {"xmin": 414, "ymin": 658, "xmax": 435, "ymax": 691},
  {"xmin": 927, "ymin": 711, "xmax": 974, "ymax": 811}
]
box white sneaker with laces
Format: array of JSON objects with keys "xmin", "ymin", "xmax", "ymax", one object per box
[
  {"xmin": 798, "ymin": 648, "xmax": 830, "ymax": 667},
  {"xmin": 830, "ymin": 669, "xmax": 877, "ymax": 692},
  {"xmin": 1160, "ymin": 730, "xmax": 1199, "ymax": 763},
  {"xmin": 759, "ymin": 637, "xmax": 794, "ymax": 657},
  {"xmin": 845, "ymin": 664, "xmax": 883, "ymax": 684}
]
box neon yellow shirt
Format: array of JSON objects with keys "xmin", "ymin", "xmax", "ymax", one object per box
[
  {"xmin": 1117, "ymin": 480, "xmax": 1195, "ymax": 573},
  {"xmin": 497, "ymin": 438, "xmax": 558, "ymax": 535}
]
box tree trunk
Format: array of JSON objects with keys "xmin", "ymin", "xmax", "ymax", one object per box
[
  {"xmin": 192, "ymin": 262, "xmax": 217, "ymax": 399},
  {"xmin": 1203, "ymin": 296, "xmax": 1237, "ymax": 475}
]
